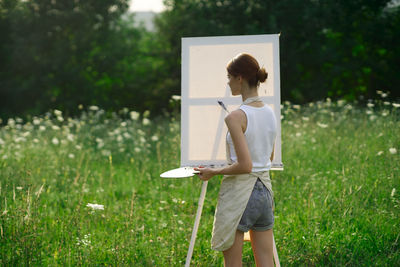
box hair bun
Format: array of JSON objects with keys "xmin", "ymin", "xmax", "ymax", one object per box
[{"xmin": 257, "ymin": 67, "xmax": 268, "ymax": 83}]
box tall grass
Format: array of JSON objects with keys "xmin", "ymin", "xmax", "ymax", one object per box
[{"xmin": 0, "ymin": 96, "xmax": 399, "ymax": 266}]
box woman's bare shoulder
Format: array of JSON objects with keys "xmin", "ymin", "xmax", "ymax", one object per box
[{"xmin": 225, "ymin": 109, "xmax": 246, "ymax": 126}]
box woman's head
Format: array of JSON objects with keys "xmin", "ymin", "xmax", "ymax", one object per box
[{"xmin": 227, "ymin": 53, "xmax": 268, "ymax": 88}]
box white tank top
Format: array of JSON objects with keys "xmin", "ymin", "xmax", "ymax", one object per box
[{"xmin": 226, "ymin": 104, "xmax": 277, "ymax": 172}]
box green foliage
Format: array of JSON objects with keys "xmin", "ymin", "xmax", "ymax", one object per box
[
  {"xmin": 0, "ymin": 0, "xmax": 155, "ymax": 119},
  {"xmin": 0, "ymin": 98, "xmax": 399, "ymax": 265},
  {"xmin": 156, "ymin": 0, "xmax": 400, "ymax": 102},
  {"xmin": 1, "ymin": 0, "xmax": 400, "ymax": 121}
]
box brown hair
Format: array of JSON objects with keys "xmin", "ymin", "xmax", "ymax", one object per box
[{"xmin": 227, "ymin": 53, "xmax": 268, "ymax": 88}]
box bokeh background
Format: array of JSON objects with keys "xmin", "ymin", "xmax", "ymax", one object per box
[{"xmin": 1, "ymin": 0, "xmax": 399, "ymax": 121}]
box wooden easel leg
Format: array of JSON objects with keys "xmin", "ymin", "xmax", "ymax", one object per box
[
  {"xmin": 185, "ymin": 181, "xmax": 208, "ymax": 267},
  {"xmin": 272, "ymin": 233, "xmax": 280, "ymax": 267}
]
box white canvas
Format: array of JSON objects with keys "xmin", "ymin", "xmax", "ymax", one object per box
[{"xmin": 181, "ymin": 34, "xmax": 283, "ymax": 170}]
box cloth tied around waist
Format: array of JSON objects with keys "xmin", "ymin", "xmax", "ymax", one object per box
[{"xmin": 211, "ymin": 171, "xmax": 273, "ymax": 251}]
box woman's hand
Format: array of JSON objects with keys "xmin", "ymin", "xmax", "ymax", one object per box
[{"xmin": 194, "ymin": 166, "xmax": 215, "ymax": 181}]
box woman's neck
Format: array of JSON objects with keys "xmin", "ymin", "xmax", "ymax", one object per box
[{"xmin": 241, "ymin": 88, "xmax": 258, "ymax": 102}]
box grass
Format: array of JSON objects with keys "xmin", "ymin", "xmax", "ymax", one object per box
[{"xmin": 0, "ymin": 96, "xmax": 399, "ymax": 266}]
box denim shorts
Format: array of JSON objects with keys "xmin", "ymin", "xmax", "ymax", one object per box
[{"xmin": 237, "ymin": 178, "xmax": 274, "ymax": 232}]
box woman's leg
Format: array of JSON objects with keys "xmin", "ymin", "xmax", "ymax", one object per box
[
  {"xmin": 249, "ymin": 229, "xmax": 274, "ymax": 267},
  {"xmin": 223, "ymin": 230, "xmax": 244, "ymax": 267}
]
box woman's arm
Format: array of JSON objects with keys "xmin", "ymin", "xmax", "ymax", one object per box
[{"xmin": 195, "ymin": 110, "xmax": 252, "ymax": 181}]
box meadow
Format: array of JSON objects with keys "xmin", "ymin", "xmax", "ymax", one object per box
[{"xmin": 0, "ymin": 94, "xmax": 399, "ymax": 266}]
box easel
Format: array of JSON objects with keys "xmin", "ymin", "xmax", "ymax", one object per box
[{"xmin": 180, "ymin": 34, "xmax": 283, "ymax": 266}]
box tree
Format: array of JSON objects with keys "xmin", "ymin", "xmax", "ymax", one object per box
[{"xmin": 155, "ymin": 0, "xmax": 400, "ymax": 103}]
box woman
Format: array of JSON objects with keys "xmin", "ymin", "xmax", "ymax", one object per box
[{"xmin": 195, "ymin": 53, "xmax": 277, "ymax": 267}]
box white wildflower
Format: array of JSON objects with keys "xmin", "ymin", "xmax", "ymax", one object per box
[
  {"xmin": 345, "ymin": 104, "xmax": 353, "ymax": 110},
  {"xmin": 134, "ymin": 147, "xmax": 141, "ymax": 153},
  {"xmin": 89, "ymin": 105, "xmax": 99, "ymax": 111},
  {"xmin": 376, "ymin": 90, "xmax": 383, "ymax": 95},
  {"xmin": 120, "ymin": 122, "xmax": 127, "ymax": 127},
  {"xmin": 67, "ymin": 134, "xmax": 74, "ymax": 142},
  {"xmin": 117, "ymin": 135, "xmax": 123, "ymax": 142},
  {"xmin": 366, "ymin": 110, "xmax": 373, "ymax": 115},
  {"xmin": 381, "ymin": 93, "xmax": 388, "ymax": 98},
  {"xmin": 86, "ymin": 203, "xmax": 104, "ymax": 210},
  {"xmin": 39, "ymin": 126, "xmax": 46, "ymax": 131},
  {"xmin": 76, "ymin": 234, "xmax": 91, "ymax": 247},
  {"xmin": 130, "ymin": 111, "xmax": 140, "ymax": 120},
  {"xmin": 33, "ymin": 118, "xmax": 41, "ymax": 125},
  {"xmin": 142, "ymin": 118, "xmax": 150, "ymax": 126},
  {"xmin": 369, "ymin": 115, "xmax": 377, "ymax": 121},
  {"xmin": 7, "ymin": 118, "xmax": 16, "ymax": 127},
  {"xmin": 75, "ymin": 145, "xmax": 82, "ymax": 150},
  {"xmin": 393, "ymin": 103, "xmax": 400, "ymax": 108},
  {"xmin": 123, "ymin": 132, "xmax": 131, "ymax": 139},
  {"xmin": 121, "ymin": 107, "xmax": 129, "ymax": 114},
  {"xmin": 140, "ymin": 137, "xmax": 146, "ymax": 143},
  {"xmin": 52, "ymin": 137, "xmax": 59, "ymax": 145},
  {"xmin": 0, "ymin": 138, "xmax": 4, "ymax": 146},
  {"xmin": 391, "ymin": 188, "xmax": 396, "ymax": 197},
  {"xmin": 143, "ymin": 110, "xmax": 150, "ymax": 118},
  {"xmin": 295, "ymin": 132, "xmax": 302, "ymax": 137},
  {"xmin": 22, "ymin": 132, "xmax": 30, "ymax": 137},
  {"xmin": 171, "ymin": 95, "xmax": 181, "ymax": 101},
  {"xmin": 381, "ymin": 110, "xmax": 389, "ymax": 117},
  {"xmin": 377, "ymin": 151, "xmax": 383, "ymax": 156},
  {"xmin": 317, "ymin": 122, "xmax": 328, "ymax": 128},
  {"xmin": 57, "ymin": 116, "xmax": 64, "ymax": 122},
  {"xmin": 384, "ymin": 101, "xmax": 390, "ymax": 106},
  {"xmin": 151, "ymin": 135, "xmax": 159, "ymax": 142},
  {"xmin": 16, "ymin": 186, "xmax": 23, "ymax": 190},
  {"xmin": 337, "ymin": 99, "xmax": 346, "ymax": 107},
  {"xmin": 54, "ymin": 109, "xmax": 62, "ymax": 116},
  {"xmin": 78, "ymin": 104, "xmax": 84, "ymax": 110},
  {"xmin": 293, "ymin": 104, "xmax": 301, "ymax": 110},
  {"xmin": 68, "ymin": 153, "xmax": 75, "ymax": 159},
  {"xmin": 302, "ymin": 117, "xmax": 309, "ymax": 121},
  {"xmin": 367, "ymin": 103, "xmax": 374, "ymax": 108},
  {"xmin": 389, "ymin": 148, "xmax": 397, "ymax": 154},
  {"xmin": 52, "ymin": 125, "xmax": 60, "ymax": 130}
]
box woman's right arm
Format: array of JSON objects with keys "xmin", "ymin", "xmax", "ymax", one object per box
[{"xmin": 195, "ymin": 110, "xmax": 252, "ymax": 181}]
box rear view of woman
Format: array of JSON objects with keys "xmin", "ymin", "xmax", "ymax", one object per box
[{"xmin": 195, "ymin": 53, "xmax": 277, "ymax": 267}]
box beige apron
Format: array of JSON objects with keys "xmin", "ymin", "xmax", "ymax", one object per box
[{"xmin": 211, "ymin": 138, "xmax": 273, "ymax": 251}]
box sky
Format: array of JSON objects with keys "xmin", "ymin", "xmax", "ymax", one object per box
[{"xmin": 129, "ymin": 0, "xmax": 165, "ymax": 12}]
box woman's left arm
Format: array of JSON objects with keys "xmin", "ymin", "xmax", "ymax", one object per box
[{"xmin": 195, "ymin": 110, "xmax": 252, "ymax": 181}]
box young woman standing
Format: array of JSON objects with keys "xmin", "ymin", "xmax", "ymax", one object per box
[{"xmin": 195, "ymin": 53, "xmax": 277, "ymax": 267}]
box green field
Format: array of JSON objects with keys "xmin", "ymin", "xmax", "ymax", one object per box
[{"xmin": 1, "ymin": 97, "xmax": 399, "ymax": 266}]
